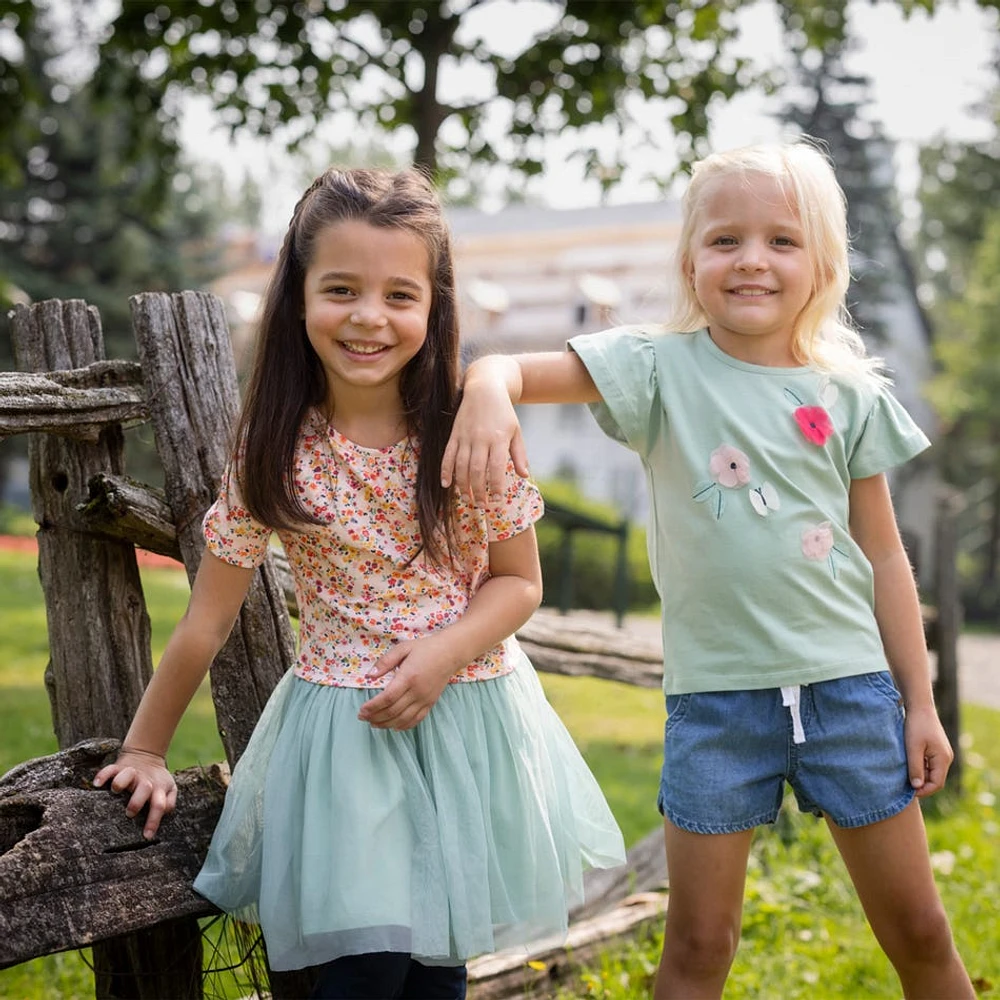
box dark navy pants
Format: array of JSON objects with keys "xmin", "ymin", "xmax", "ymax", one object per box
[{"xmin": 310, "ymin": 951, "xmax": 467, "ymax": 999}]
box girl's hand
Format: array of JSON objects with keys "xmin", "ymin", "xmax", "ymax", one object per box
[
  {"xmin": 903, "ymin": 705, "xmax": 954, "ymax": 798},
  {"xmin": 442, "ymin": 370, "xmax": 528, "ymax": 505},
  {"xmin": 357, "ymin": 638, "xmax": 459, "ymax": 731},
  {"xmin": 93, "ymin": 750, "xmax": 177, "ymax": 840}
]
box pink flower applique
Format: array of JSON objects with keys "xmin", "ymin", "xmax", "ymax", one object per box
[
  {"xmin": 693, "ymin": 444, "xmax": 751, "ymax": 520},
  {"xmin": 801, "ymin": 521, "xmax": 848, "ymax": 577},
  {"xmin": 708, "ymin": 444, "xmax": 751, "ymax": 488},
  {"xmin": 784, "ymin": 387, "xmax": 834, "ymax": 446},
  {"xmin": 794, "ymin": 406, "xmax": 834, "ymax": 446}
]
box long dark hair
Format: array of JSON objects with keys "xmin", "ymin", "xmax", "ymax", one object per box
[{"xmin": 233, "ymin": 167, "xmax": 460, "ymax": 564}]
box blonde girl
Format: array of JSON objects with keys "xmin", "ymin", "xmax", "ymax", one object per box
[
  {"xmin": 95, "ymin": 167, "xmax": 624, "ymax": 1000},
  {"xmin": 442, "ymin": 142, "xmax": 974, "ymax": 1000}
]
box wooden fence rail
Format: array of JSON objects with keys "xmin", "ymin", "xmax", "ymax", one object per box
[{"xmin": 0, "ymin": 293, "xmax": 672, "ymax": 999}]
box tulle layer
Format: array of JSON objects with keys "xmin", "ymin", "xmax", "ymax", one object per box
[{"xmin": 193, "ymin": 642, "xmax": 625, "ymax": 971}]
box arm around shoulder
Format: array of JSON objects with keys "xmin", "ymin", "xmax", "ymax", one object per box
[{"xmin": 444, "ymin": 351, "xmax": 600, "ymax": 501}]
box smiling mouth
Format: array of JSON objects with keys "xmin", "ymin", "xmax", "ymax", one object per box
[
  {"xmin": 728, "ymin": 288, "xmax": 776, "ymax": 297},
  {"xmin": 341, "ymin": 341, "xmax": 389, "ymax": 355}
]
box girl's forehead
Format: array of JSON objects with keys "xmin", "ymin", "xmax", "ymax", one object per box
[
  {"xmin": 308, "ymin": 218, "xmax": 432, "ymax": 278},
  {"xmin": 695, "ymin": 171, "xmax": 801, "ymax": 228}
]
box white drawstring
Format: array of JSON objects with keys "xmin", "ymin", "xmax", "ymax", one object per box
[{"xmin": 781, "ymin": 685, "xmax": 806, "ymax": 744}]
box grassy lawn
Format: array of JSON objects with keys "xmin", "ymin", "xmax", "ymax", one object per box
[{"xmin": 1, "ymin": 542, "xmax": 998, "ymax": 998}]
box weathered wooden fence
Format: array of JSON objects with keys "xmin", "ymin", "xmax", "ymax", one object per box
[{"xmin": 0, "ymin": 293, "xmax": 676, "ymax": 999}]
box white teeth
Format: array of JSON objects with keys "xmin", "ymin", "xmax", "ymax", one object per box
[
  {"xmin": 342, "ymin": 341, "xmax": 385, "ymax": 354},
  {"xmin": 732, "ymin": 289, "xmax": 772, "ymax": 297}
]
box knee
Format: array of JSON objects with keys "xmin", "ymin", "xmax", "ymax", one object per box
[
  {"xmin": 664, "ymin": 917, "xmax": 741, "ymax": 977},
  {"xmin": 885, "ymin": 904, "xmax": 955, "ymax": 963}
]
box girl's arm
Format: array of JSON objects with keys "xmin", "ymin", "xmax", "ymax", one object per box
[
  {"xmin": 93, "ymin": 551, "xmax": 255, "ymax": 837},
  {"xmin": 849, "ymin": 473, "xmax": 954, "ymax": 797},
  {"xmin": 443, "ymin": 351, "xmax": 600, "ymax": 502},
  {"xmin": 357, "ymin": 525, "xmax": 544, "ymax": 731}
]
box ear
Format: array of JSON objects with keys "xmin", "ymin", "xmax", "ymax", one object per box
[{"xmin": 682, "ymin": 255, "xmax": 695, "ymax": 287}]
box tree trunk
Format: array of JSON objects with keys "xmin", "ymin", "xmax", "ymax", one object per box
[{"xmin": 933, "ymin": 491, "xmax": 963, "ymax": 790}]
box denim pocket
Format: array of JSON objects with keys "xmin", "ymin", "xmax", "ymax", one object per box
[
  {"xmin": 664, "ymin": 693, "xmax": 692, "ymax": 734},
  {"xmin": 862, "ymin": 670, "xmax": 904, "ymax": 710}
]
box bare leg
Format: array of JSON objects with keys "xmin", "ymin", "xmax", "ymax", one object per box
[
  {"xmin": 826, "ymin": 800, "xmax": 975, "ymax": 1000},
  {"xmin": 654, "ymin": 818, "xmax": 755, "ymax": 1000}
]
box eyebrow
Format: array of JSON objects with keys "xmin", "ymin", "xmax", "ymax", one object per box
[{"xmin": 315, "ymin": 270, "xmax": 426, "ymax": 291}]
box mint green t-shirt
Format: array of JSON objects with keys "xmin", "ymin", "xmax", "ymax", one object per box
[{"xmin": 569, "ymin": 326, "xmax": 931, "ymax": 696}]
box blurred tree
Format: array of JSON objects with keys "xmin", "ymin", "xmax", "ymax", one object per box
[
  {"xmin": 926, "ymin": 208, "xmax": 1000, "ymax": 605},
  {"xmin": 916, "ymin": 67, "xmax": 1000, "ymax": 611},
  {"xmin": 2, "ymin": 0, "xmax": 970, "ymax": 205},
  {"xmin": 88, "ymin": 0, "xmax": 756, "ymax": 197},
  {"xmin": 0, "ymin": 0, "xmax": 226, "ymax": 494},
  {"xmin": 0, "ymin": 33, "xmax": 222, "ymax": 359},
  {"xmin": 776, "ymin": 0, "xmax": 930, "ymax": 345},
  {"xmin": 916, "ymin": 133, "xmax": 1000, "ymax": 308}
]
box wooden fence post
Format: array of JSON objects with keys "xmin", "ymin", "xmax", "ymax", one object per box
[
  {"xmin": 9, "ymin": 299, "xmax": 204, "ymax": 999},
  {"xmin": 129, "ymin": 291, "xmax": 295, "ymax": 763},
  {"xmin": 129, "ymin": 290, "xmax": 315, "ymax": 998}
]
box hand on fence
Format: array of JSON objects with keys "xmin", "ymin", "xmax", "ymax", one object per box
[
  {"xmin": 93, "ymin": 749, "xmax": 178, "ymax": 840},
  {"xmin": 357, "ymin": 637, "xmax": 457, "ymax": 731}
]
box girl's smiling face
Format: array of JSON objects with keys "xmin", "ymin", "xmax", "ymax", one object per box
[
  {"xmin": 303, "ymin": 218, "xmax": 433, "ymax": 414},
  {"xmin": 685, "ymin": 171, "xmax": 814, "ymax": 367}
]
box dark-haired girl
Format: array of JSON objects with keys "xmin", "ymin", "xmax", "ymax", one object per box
[{"xmin": 95, "ymin": 167, "xmax": 625, "ymax": 1000}]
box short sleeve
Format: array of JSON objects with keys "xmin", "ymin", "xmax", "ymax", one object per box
[
  {"xmin": 848, "ymin": 389, "xmax": 931, "ymax": 479},
  {"xmin": 485, "ymin": 460, "xmax": 545, "ymax": 542},
  {"xmin": 202, "ymin": 466, "xmax": 272, "ymax": 568},
  {"xmin": 568, "ymin": 327, "xmax": 661, "ymax": 458}
]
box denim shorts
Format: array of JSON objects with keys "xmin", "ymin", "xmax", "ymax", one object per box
[{"xmin": 658, "ymin": 671, "xmax": 915, "ymax": 833}]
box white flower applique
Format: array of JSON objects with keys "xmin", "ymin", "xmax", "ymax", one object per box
[
  {"xmin": 801, "ymin": 521, "xmax": 849, "ymax": 578},
  {"xmin": 693, "ymin": 444, "xmax": 750, "ymax": 520}
]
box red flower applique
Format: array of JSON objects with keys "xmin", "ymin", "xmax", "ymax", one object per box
[{"xmin": 794, "ymin": 406, "xmax": 834, "ymax": 446}]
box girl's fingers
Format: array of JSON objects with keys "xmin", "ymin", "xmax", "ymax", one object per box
[
  {"xmin": 510, "ymin": 429, "xmax": 530, "ymax": 480},
  {"xmin": 125, "ymin": 780, "xmax": 152, "ymax": 820},
  {"xmin": 92, "ymin": 763, "xmax": 119, "ymax": 787},
  {"xmin": 365, "ymin": 644, "xmax": 408, "ymax": 681},
  {"xmin": 143, "ymin": 786, "xmax": 173, "ymax": 840},
  {"xmin": 918, "ymin": 750, "xmax": 950, "ymax": 797},
  {"xmin": 441, "ymin": 436, "xmax": 457, "ymax": 488}
]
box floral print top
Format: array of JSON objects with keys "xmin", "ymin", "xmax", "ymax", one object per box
[{"xmin": 203, "ymin": 408, "xmax": 544, "ymax": 688}]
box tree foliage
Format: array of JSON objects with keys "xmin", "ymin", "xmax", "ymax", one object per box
[
  {"xmin": 90, "ymin": 0, "xmax": 761, "ymax": 189},
  {"xmin": 0, "ymin": 1, "xmax": 224, "ymax": 359}
]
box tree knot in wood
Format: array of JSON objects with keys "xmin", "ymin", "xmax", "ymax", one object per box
[{"xmin": 0, "ymin": 801, "xmax": 45, "ymax": 857}]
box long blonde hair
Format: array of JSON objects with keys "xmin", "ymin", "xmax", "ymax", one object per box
[{"xmin": 666, "ymin": 139, "xmax": 888, "ymax": 384}]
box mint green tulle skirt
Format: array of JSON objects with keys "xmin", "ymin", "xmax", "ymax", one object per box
[{"xmin": 193, "ymin": 641, "xmax": 626, "ymax": 972}]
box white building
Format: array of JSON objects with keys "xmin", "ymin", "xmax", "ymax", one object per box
[{"xmin": 450, "ymin": 200, "xmax": 684, "ymax": 522}]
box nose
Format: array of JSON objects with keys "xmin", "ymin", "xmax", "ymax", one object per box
[
  {"xmin": 735, "ymin": 242, "xmax": 766, "ymax": 272},
  {"xmin": 349, "ymin": 300, "xmax": 387, "ymax": 328}
]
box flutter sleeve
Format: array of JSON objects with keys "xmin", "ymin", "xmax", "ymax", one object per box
[
  {"xmin": 202, "ymin": 466, "xmax": 272, "ymax": 568},
  {"xmin": 847, "ymin": 388, "xmax": 931, "ymax": 479},
  {"xmin": 568, "ymin": 326, "xmax": 661, "ymax": 458},
  {"xmin": 485, "ymin": 460, "xmax": 545, "ymax": 542}
]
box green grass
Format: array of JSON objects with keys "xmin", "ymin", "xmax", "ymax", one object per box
[
  {"xmin": 552, "ymin": 707, "xmax": 1000, "ymax": 1000},
  {"xmin": 1, "ymin": 544, "xmax": 998, "ymax": 999}
]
